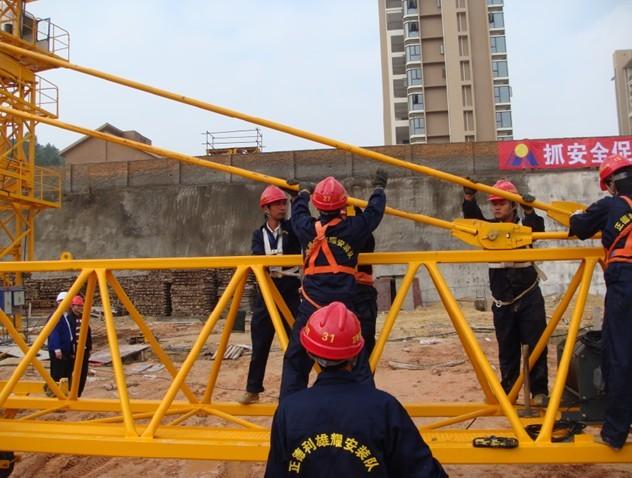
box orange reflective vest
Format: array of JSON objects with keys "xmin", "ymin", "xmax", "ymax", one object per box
[
  {"xmin": 606, "ymin": 195, "xmax": 632, "ymax": 267},
  {"xmin": 303, "ymin": 218, "xmax": 357, "ymax": 276}
]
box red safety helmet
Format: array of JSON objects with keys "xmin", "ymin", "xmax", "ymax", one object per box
[
  {"xmin": 599, "ymin": 154, "xmax": 632, "ymax": 191},
  {"xmin": 259, "ymin": 185, "xmax": 287, "ymax": 208},
  {"xmin": 488, "ymin": 179, "xmax": 518, "ymax": 202},
  {"xmin": 311, "ymin": 176, "xmax": 348, "ymax": 211},
  {"xmin": 300, "ymin": 301, "xmax": 364, "ymax": 360},
  {"xmin": 71, "ymin": 296, "xmax": 84, "ymax": 306}
]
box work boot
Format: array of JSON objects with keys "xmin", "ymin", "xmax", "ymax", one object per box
[
  {"xmin": 532, "ymin": 394, "xmax": 547, "ymax": 407},
  {"xmin": 238, "ymin": 392, "xmax": 259, "ymax": 405},
  {"xmin": 595, "ymin": 434, "xmax": 623, "ymax": 451}
]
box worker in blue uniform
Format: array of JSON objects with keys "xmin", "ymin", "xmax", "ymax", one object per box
[
  {"xmin": 240, "ymin": 185, "xmax": 302, "ymax": 405},
  {"xmin": 462, "ymin": 179, "xmax": 548, "ymax": 405},
  {"xmin": 265, "ymin": 301, "xmax": 447, "ymax": 477},
  {"xmin": 47, "ymin": 291, "xmax": 76, "ymax": 386},
  {"xmin": 279, "ymin": 171, "xmax": 387, "ymax": 399},
  {"xmin": 569, "ymin": 154, "xmax": 632, "ymax": 450}
]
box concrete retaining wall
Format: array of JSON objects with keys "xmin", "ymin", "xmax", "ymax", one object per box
[{"xmin": 37, "ymin": 142, "xmax": 605, "ymax": 306}]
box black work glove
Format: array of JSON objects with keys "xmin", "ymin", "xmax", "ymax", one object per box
[
  {"xmin": 287, "ymin": 179, "xmax": 315, "ymax": 194},
  {"xmin": 463, "ymin": 176, "xmax": 476, "ymax": 196},
  {"xmin": 372, "ymin": 168, "xmax": 388, "ymax": 189},
  {"xmin": 521, "ymin": 193, "xmax": 535, "ymax": 214}
]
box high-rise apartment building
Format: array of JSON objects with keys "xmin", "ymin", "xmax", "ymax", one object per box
[
  {"xmin": 613, "ymin": 50, "xmax": 632, "ymax": 136},
  {"xmin": 378, "ymin": 0, "xmax": 513, "ymax": 144}
]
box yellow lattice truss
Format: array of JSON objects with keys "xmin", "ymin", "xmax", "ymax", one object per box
[{"xmin": 0, "ymin": 4, "xmax": 624, "ymax": 467}]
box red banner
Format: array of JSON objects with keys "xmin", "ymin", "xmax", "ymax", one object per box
[{"xmin": 498, "ymin": 136, "xmax": 632, "ymax": 170}]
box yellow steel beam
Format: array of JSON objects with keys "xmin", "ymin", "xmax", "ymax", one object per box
[
  {"xmin": 0, "ymin": 250, "xmax": 615, "ymax": 464},
  {"xmin": 0, "ymin": 421, "xmax": 629, "ymax": 464},
  {"xmin": 537, "ymin": 259, "xmax": 598, "ymax": 443},
  {"xmin": 106, "ymin": 271, "xmax": 198, "ymax": 403},
  {"xmin": 202, "ymin": 270, "xmax": 247, "ymax": 404},
  {"xmin": 0, "ymin": 247, "xmax": 604, "ymax": 273},
  {"xmin": 507, "ymin": 261, "xmax": 585, "ymax": 403},
  {"xmin": 0, "ymin": 105, "xmax": 466, "ymax": 235},
  {"xmin": 0, "ymin": 42, "xmax": 583, "ymax": 224},
  {"xmin": 96, "ymin": 269, "xmax": 138, "ymax": 437},
  {"xmin": 142, "ymin": 267, "xmax": 249, "ymax": 438}
]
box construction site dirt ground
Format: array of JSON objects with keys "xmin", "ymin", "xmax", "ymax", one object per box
[{"xmin": 5, "ymin": 296, "xmax": 632, "ymax": 477}]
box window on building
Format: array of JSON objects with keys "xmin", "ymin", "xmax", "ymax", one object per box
[
  {"xmin": 393, "ymin": 78, "xmax": 407, "ymax": 97},
  {"xmin": 457, "ymin": 12, "xmax": 467, "ymax": 32},
  {"xmin": 487, "ymin": 0, "xmax": 503, "ymax": 5},
  {"xmin": 405, "ymin": 44, "xmax": 421, "ymax": 62},
  {"xmin": 395, "ymin": 102, "xmax": 408, "ymax": 121},
  {"xmin": 492, "ymin": 60, "xmax": 508, "ymax": 78},
  {"xmin": 408, "ymin": 93, "xmax": 424, "ymax": 111},
  {"xmin": 405, "ymin": 21, "xmax": 419, "ymax": 39},
  {"xmin": 494, "ymin": 85, "xmax": 511, "ymax": 103},
  {"xmin": 490, "ymin": 36, "xmax": 506, "ymax": 53},
  {"xmin": 392, "ymin": 56, "xmax": 406, "ymax": 75},
  {"xmin": 404, "ymin": 0, "xmax": 418, "ymax": 15},
  {"xmin": 409, "ymin": 117, "xmax": 425, "ymax": 136},
  {"xmin": 496, "ymin": 111, "xmax": 512, "ymax": 128},
  {"xmin": 396, "ymin": 126, "xmax": 410, "ymax": 144},
  {"xmin": 391, "ymin": 35, "xmax": 404, "ymax": 53},
  {"xmin": 488, "ymin": 12, "xmax": 504, "ymax": 28},
  {"xmin": 458, "ymin": 36, "xmax": 469, "ymax": 56},
  {"xmin": 386, "ymin": 0, "xmax": 400, "ymax": 8},
  {"xmin": 460, "ymin": 60, "xmax": 471, "ymax": 81},
  {"xmin": 387, "ymin": 12, "xmax": 403, "ymax": 30},
  {"xmin": 407, "ymin": 68, "xmax": 422, "ymax": 86}
]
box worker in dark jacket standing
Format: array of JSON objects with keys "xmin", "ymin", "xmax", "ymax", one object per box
[
  {"xmin": 462, "ymin": 179, "xmax": 548, "ymax": 405},
  {"xmin": 239, "ymin": 185, "xmax": 302, "ymax": 405},
  {"xmin": 47, "ymin": 291, "xmax": 75, "ymax": 386},
  {"xmin": 569, "ymin": 154, "xmax": 632, "ymax": 450},
  {"xmin": 279, "ymin": 171, "xmax": 387, "ymax": 399},
  {"xmin": 265, "ymin": 301, "xmax": 447, "ymax": 477}
]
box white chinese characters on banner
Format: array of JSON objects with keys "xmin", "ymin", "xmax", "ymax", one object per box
[
  {"xmin": 567, "ymin": 143, "xmax": 588, "ymax": 165},
  {"xmin": 499, "ymin": 136, "xmax": 632, "ymax": 171},
  {"xmin": 612, "ymin": 141, "xmax": 632, "ymax": 159},
  {"xmin": 543, "ymin": 144, "xmax": 565, "ymax": 165},
  {"xmin": 590, "ymin": 142, "xmax": 610, "ymax": 164}
]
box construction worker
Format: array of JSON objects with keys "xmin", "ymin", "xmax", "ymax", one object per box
[
  {"xmin": 279, "ymin": 171, "xmax": 387, "ymax": 399},
  {"xmin": 569, "ymin": 154, "xmax": 632, "ymax": 450},
  {"xmin": 462, "ymin": 179, "xmax": 548, "ymax": 405},
  {"xmin": 239, "ymin": 185, "xmax": 301, "ymax": 405},
  {"xmin": 47, "ymin": 291, "xmax": 74, "ymax": 386},
  {"xmin": 68, "ymin": 295, "xmax": 92, "ymax": 397},
  {"xmin": 265, "ymin": 301, "xmax": 447, "ymax": 477}
]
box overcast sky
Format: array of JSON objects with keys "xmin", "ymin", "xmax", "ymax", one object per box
[{"xmin": 28, "ymin": 1, "xmax": 632, "ymax": 156}]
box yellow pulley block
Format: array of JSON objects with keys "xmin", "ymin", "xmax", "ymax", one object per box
[{"xmin": 451, "ymin": 219, "xmax": 534, "ymax": 250}]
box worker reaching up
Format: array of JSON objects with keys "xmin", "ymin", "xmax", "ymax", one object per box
[
  {"xmin": 279, "ymin": 170, "xmax": 387, "ymax": 399},
  {"xmin": 569, "ymin": 154, "xmax": 632, "ymax": 451},
  {"xmin": 462, "ymin": 179, "xmax": 549, "ymax": 405},
  {"xmin": 265, "ymin": 301, "xmax": 447, "ymax": 477}
]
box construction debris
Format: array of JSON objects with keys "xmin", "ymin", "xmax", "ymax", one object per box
[
  {"xmin": 211, "ymin": 344, "xmax": 251, "ymax": 360},
  {"xmin": 387, "ymin": 359, "xmax": 465, "ymax": 371},
  {"xmin": 89, "ymin": 344, "xmax": 150, "ymax": 366}
]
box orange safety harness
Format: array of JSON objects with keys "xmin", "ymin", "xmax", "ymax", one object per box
[
  {"xmin": 356, "ymin": 270, "xmax": 374, "ymax": 286},
  {"xmin": 606, "ymin": 195, "xmax": 632, "ymax": 267},
  {"xmin": 300, "ymin": 218, "xmax": 358, "ymax": 309},
  {"xmin": 303, "ymin": 218, "xmax": 357, "ymax": 276}
]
